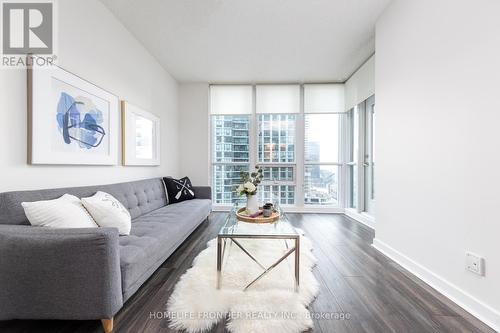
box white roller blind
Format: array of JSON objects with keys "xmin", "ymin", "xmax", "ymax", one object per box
[
  {"xmin": 210, "ymin": 85, "xmax": 252, "ymax": 114},
  {"xmin": 304, "ymin": 84, "xmax": 345, "ymax": 113},
  {"xmin": 256, "ymin": 85, "xmax": 300, "ymax": 114}
]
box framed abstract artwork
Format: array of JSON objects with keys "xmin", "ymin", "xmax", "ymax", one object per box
[
  {"xmin": 28, "ymin": 62, "xmax": 119, "ymax": 165},
  {"xmin": 121, "ymin": 101, "xmax": 160, "ymax": 166}
]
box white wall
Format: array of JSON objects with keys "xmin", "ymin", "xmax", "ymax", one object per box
[
  {"xmin": 0, "ymin": 0, "xmax": 179, "ymax": 192},
  {"xmin": 374, "ymin": 0, "xmax": 500, "ymax": 330},
  {"xmin": 178, "ymin": 83, "xmax": 210, "ymax": 185},
  {"xmin": 344, "ymin": 55, "xmax": 375, "ymax": 110}
]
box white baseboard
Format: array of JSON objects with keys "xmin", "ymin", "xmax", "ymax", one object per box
[
  {"xmin": 345, "ymin": 209, "xmax": 375, "ymax": 229},
  {"xmin": 372, "ymin": 238, "xmax": 500, "ymax": 332}
]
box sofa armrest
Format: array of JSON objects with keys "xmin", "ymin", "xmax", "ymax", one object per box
[
  {"xmin": 193, "ymin": 186, "xmax": 211, "ymax": 200},
  {"xmin": 0, "ymin": 225, "xmax": 123, "ymax": 320}
]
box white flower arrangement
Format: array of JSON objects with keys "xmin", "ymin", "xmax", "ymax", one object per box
[{"xmin": 236, "ymin": 166, "xmax": 263, "ymax": 196}]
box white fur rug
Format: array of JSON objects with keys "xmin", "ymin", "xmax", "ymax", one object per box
[{"xmin": 166, "ymin": 226, "xmax": 319, "ymax": 333}]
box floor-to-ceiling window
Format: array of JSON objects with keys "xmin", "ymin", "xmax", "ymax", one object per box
[
  {"xmin": 303, "ymin": 84, "xmax": 344, "ymax": 206},
  {"xmin": 210, "ymin": 84, "xmax": 345, "ymax": 210},
  {"xmin": 256, "ymin": 85, "xmax": 299, "ymax": 205},
  {"xmin": 210, "ymin": 85, "xmax": 252, "ymax": 205}
]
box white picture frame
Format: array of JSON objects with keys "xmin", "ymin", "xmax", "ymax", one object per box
[
  {"xmin": 121, "ymin": 101, "xmax": 161, "ymax": 166},
  {"xmin": 28, "ymin": 62, "xmax": 119, "ymax": 165}
]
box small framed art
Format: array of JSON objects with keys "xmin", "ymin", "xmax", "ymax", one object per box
[{"xmin": 121, "ymin": 101, "xmax": 161, "ymax": 166}]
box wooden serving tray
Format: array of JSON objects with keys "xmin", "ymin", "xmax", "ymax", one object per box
[{"xmin": 236, "ymin": 207, "xmax": 280, "ymax": 223}]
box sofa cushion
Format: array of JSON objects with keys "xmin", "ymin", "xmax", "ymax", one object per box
[
  {"xmin": 163, "ymin": 176, "xmax": 195, "ymax": 204},
  {"xmin": 82, "ymin": 191, "xmax": 132, "ymax": 235},
  {"xmin": 119, "ymin": 199, "xmax": 211, "ymax": 300},
  {"xmin": 21, "ymin": 194, "xmax": 98, "ymax": 229}
]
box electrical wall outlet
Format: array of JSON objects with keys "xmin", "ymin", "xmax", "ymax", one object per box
[{"xmin": 466, "ymin": 252, "xmax": 485, "ymax": 276}]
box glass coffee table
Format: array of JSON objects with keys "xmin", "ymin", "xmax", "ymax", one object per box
[{"xmin": 217, "ymin": 201, "xmax": 300, "ymax": 292}]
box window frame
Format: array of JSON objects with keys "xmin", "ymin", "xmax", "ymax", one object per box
[
  {"xmin": 210, "ymin": 113, "xmax": 253, "ymax": 207},
  {"xmin": 303, "ymin": 112, "xmax": 343, "ymax": 208},
  {"xmin": 256, "ymin": 112, "xmax": 298, "ymax": 206}
]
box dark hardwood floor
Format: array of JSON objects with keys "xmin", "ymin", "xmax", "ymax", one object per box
[{"xmin": 0, "ymin": 213, "xmax": 495, "ymax": 333}]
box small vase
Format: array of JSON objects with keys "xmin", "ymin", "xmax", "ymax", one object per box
[{"xmin": 246, "ymin": 194, "xmax": 259, "ymax": 215}]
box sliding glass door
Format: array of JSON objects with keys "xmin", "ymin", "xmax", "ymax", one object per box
[
  {"xmin": 346, "ymin": 106, "xmax": 359, "ymax": 209},
  {"xmin": 346, "ymin": 95, "xmax": 375, "ymax": 217}
]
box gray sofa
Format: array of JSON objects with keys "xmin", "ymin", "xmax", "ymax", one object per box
[{"xmin": 0, "ymin": 178, "xmax": 211, "ymax": 332}]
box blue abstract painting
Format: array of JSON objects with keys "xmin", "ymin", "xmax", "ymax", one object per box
[{"xmin": 56, "ymin": 92, "xmax": 106, "ymax": 149}]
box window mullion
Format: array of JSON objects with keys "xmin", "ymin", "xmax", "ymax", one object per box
[
  {"xmin": 296, "ymin": 85, "xmax": 305, "ymax": 208},
  {"xmin": 250, "ymin": 84, "xmax": 257, "ymax": 174}
]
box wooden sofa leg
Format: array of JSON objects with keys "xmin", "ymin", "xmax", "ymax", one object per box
[{"xmin": 101, "ymin": 318, "xmax": 113, "ymax": 333}]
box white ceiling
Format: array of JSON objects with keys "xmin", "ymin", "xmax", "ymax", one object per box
[{"xmin": 100, "ymin": 0, "xmax": 390, "ymax": 83}]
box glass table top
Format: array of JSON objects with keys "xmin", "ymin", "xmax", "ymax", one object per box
[{"xmin": 218, "ymin": 201, "xmax": 298, "ymax": 238}]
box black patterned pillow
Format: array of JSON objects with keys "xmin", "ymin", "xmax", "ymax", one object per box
[{"xmin": 163, "ymin": 177, "xmax": 195, "ymax": 204}]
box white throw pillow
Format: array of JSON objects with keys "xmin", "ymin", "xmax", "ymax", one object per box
[
  {"xmin": 22, "ymin": 194, "xmax": 98, "ymax": 228},
  {"xmin": 81, "ymin": 191, "xmax": 131, "ymax": 235}
]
